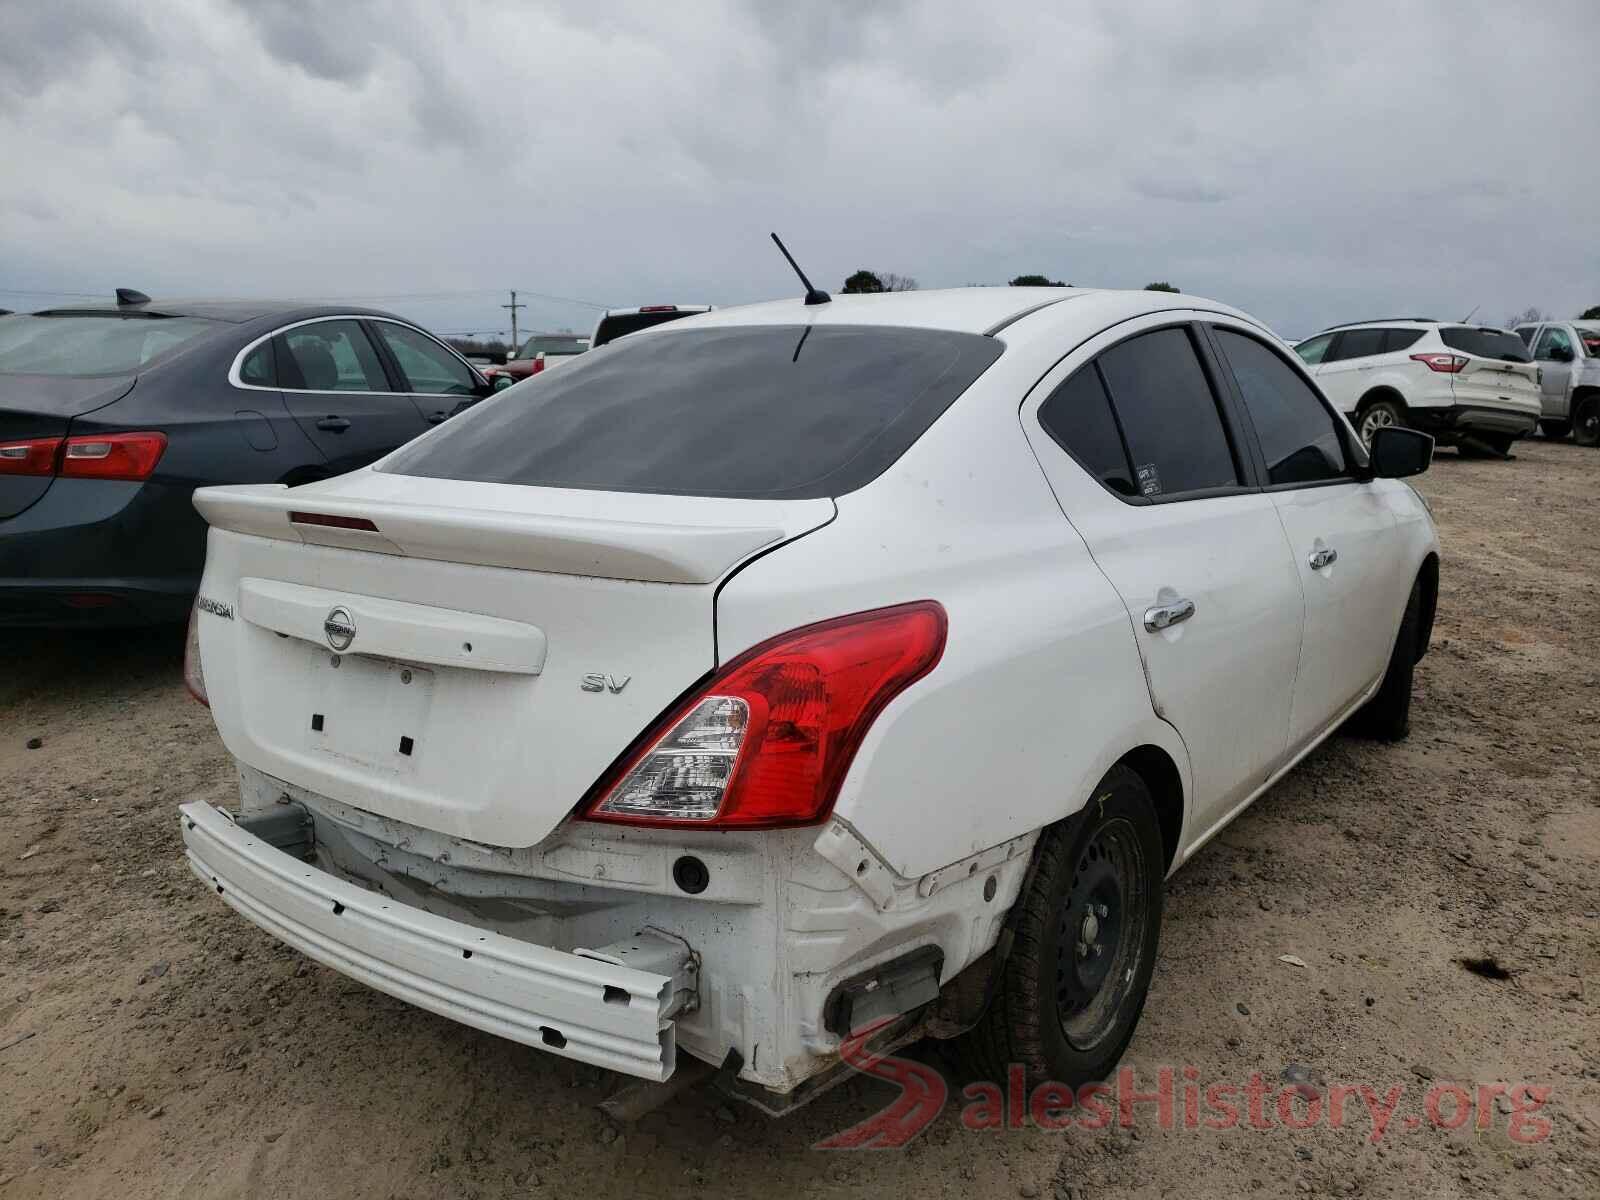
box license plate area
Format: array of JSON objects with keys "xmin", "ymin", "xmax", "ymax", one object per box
[{"xmin": 304, "ymin": 650, "xmax": 436, "ymax": 774}]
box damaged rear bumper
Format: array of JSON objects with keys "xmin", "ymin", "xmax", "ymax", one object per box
[{"xmin": 178, "ymin": 800, "xmax": 692, "ymax": 1080}]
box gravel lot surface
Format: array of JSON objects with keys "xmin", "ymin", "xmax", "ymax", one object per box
[{"xmin": 1, "ymin": 438, "xmax": 1596, "ymax": 1198}]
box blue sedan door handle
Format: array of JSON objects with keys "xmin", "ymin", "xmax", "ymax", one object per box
[{"xmin": 315, "ymin": 416, "xmax": 351, "ymax": 433}]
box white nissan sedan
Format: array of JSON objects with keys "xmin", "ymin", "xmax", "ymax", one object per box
[{"xmin": 179, "ymin": 286, "xmax": 1439, "ymax": 1108}]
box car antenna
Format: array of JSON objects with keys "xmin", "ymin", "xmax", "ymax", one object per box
[
  {"xmin": 769, "ymin": 233, "xmax": 831, "ymax": 306},
  {"xmin": 1459, "ymin": 303, "xmax": 1480, "ymax": 324},
  {"xmin": 116, "ymin": 287, "xmax": 151, "ymax": 306}
]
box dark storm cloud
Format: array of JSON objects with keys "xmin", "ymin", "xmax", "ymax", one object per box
[{"xmin": 1, "ymin": 0, "xmax": 1596, "ymax": 339}]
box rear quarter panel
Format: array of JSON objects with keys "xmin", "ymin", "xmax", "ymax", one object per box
[{"xmin": 714, "ymin": 351, "xmax": 1191, "ymax": 881}]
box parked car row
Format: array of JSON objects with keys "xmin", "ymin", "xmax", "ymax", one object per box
[
  {"xmin": 481, "ymin": 305, "xmax": 712, "ymax": 390},
  {"xmin": 1292, "ymin": 319, "xmax": 1543, "ymax": 455}
]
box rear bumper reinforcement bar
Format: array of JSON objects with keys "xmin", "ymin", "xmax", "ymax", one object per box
[{"xmin": 179, "ymin": 800, "xmax": 687, "ymax": 1080}]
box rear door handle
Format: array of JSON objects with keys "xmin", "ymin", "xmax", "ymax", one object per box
[
  {"xmin": 1143, "ymin": 598, "xmax": 1196, "ymax": 632},
  {"xmin": 315, "ymin": 416, "xmax": 351, "ymax": 433},
  {"xmin": 427, "ymin": 410, "xmax": 450, "ymax": 425},
  {"xmin": 1308, "ymin": 547, "xmax": 1338, "ymax": 570}
]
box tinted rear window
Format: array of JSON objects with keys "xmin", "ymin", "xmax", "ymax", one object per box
[
  {"xmin": 0, "ymin": 315, "xmax": 217, "ymax": 376},
  {"xmin": 1438, "ymin": 327, "xmax": 1532, "ymax": 363},
  {"xmin": 592, "ymin": 311, "xmax": 698, "ymax": 347},
  {"xmin": 382, "ymin": 325, "xmax": 1004, "ymax": 500},
  {"xmin": 1329, "ymin": 328, "xmax": 1385, "ymax": 361}
]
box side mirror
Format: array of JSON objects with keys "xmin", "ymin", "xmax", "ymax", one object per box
[
  {"xmin": 1549, "ymin": 345, "xmax": 1574, "ymax": 363},
  {"xmin": 1369, "ymin": 426, "xmax": 1432, "ymax": 479}
]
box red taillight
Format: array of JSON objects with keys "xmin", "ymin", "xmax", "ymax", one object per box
[
  {"xmin": 582, "ymin": 602, "xmax": 947, "ymax": 830},
  {"xmin": 1410, "ymin": 353, "xmax": 1468, "ymax": 374},
  {"xmin": 530, "ymin": 353, "xmax": 546, "ymax": 375},
  {"xmin": 638, "ymin": 305, "xmax": 679, "ymax": 313},
  {"xmin": 289, "ymin": 511, "xmax": 380, "ymax": 532},
  {"xmin": 0, "ymin": 437, "xmax": 63, "ymax": 476},
  {"xmin": 183, "ymin": 604, "xmax": 209, "ymax": 707},
  {"xmin": 58, "ymin": 432, "xmax": 167, "ymax": 480}
]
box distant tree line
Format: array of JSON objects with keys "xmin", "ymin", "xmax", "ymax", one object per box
[
  {"xmin": 446, "ymin": 336, "xmax": 511, "ymax": 359},
  {"xmin": 841, "ymin": 270, "xmax": 1188, "ymax": 292}
]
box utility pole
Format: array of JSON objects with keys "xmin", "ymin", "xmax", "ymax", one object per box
[{"xmin": 502, "ymin": 290, "xmax": 525, "ymax": 353}]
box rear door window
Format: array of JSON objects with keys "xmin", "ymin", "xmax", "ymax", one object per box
[
  {"xmin": 1327, "ymin": 328, "xmax": 1385, "ymax": 361},
  {"xmin": 382, "ymin": 325, "xmax": 1003, "ymax": 500},
  {"xmin": 1212, "ymin": 329, "xmax": 1349, "ymax": 487},
  {"xmin": 1381, "ymin": 328, "xmax": 1425, "ymax": 352},
  {"xmin": 1438, "ymin": 327, "xmax": 1533, "ymax": 363},
  {"xmin": 1036, "ymin": 366, "xmax": 1137, "ymax": 497},
  {"xmin": 1094, "ymin": 327, "xmax": 1239, "ymax": 497},
  {"xmin": 280, "ymin": 320, "xmax": 391, "ymax": 392}
]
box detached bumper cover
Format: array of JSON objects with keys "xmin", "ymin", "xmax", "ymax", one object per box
[
  {"xmin": 179, "ymin": 800, "xmax": 683, "ymax": 1080},
  {"xmin": 1412, "ymin": 404, "xmax": 1538, "ymax": 438}
]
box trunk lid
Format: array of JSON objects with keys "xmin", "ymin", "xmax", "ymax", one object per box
[
  {"xmin": 1451, "ymin": 356, "xmax": 1540, "ymax": 413},
  {"xmin": 0, "ymin": 374, "xmax": 135, "ymax": 520},
  {"xmin": 192, "ymin": 472, "xmax": 833, "ymax": 847}
]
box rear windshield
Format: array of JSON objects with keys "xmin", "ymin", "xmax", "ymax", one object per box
[
  {"xmin": 382, "ymin": 324, "xmax": 1004, "ymax": 500},
  {"xmin": 516, "ymin": 335, "xmax": 588, "ymax": 358},
  {"xmin": 0, "ymin": 315, "xmax": 217, "ymax": 376},
  {"xmin": 1438, "ymin": 327, "xmax": 1532, "ymax": 363},
  {"xmin": 592, "ymin": 310, "xmax": 699, "ymax": 347}
]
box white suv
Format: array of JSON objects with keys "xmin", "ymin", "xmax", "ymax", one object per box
[
  {"xmin": 180, "ymin": 287, "xmax": 1439, "ymax": 1109},
  {"xmin": 1293, "ymin": 320, "xmax": 1540, "ymax": 454}
]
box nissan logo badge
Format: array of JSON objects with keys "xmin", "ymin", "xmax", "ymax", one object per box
[{"xmin": 323, "ymin": 606, "xmax": 356, "ymax": 652}]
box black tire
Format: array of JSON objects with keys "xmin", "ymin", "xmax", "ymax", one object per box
[
  {"xmin": 1354, "ymin": 398, "xmax": 1406, "ymax": 448},
  {"xmin": 1540, "ymin": 420, "xmax": 1571, "ymax": 441},
  {"xmin": 1574, "ymin": 397, "xmax": 1600, "ymax": 448},
  {"xmin": 1352, "ymin": 578, "xmax": 1421, "ymax": 740},
  {"xmin": 962, "ymin": 766, "xmax": 1164, "ymax": 1088}
]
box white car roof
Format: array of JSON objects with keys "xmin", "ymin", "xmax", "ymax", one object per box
[{"xmin": 653, "ymin": 286, "xmax": 1263, "ymax": 343}]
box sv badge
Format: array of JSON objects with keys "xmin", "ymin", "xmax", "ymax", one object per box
[{"xmin": 581, "ymin": 673, "xmax": 631, "ymax": 694}]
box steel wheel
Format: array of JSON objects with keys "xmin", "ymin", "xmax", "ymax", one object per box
[{"xmin": 1055, "ymin": 816, "xmax": 1151, "ymax": 1051}]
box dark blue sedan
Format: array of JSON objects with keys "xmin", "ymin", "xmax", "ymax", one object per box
[{"xmin": 0, "ymin": 292, "xmax": 492, "ymax": 627}]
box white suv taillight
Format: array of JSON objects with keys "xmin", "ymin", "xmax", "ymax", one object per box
[
  {"xmin": 582, "ymin": 602, "xmax": 946, "ymax": 830},
  {"xmin": 1410, "ymin": 352, "xmax": 1468, "ymax": 374},
  {"xmin": 183, "ymin": 604, "xmax": 209, "ymax": 707}
]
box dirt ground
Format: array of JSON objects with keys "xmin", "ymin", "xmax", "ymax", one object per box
[{"xmin": 2, "ymin": 438, "xmax": 1596, "ymax": 1199}]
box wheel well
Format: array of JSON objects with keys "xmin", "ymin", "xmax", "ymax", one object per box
[
  {"xmin": 1415, "ymin": 554, "xmax": 1439, "ymax": 663},
  {"xmin": 1574, "ymin": 386, "xmax": 1600, "ymax": 406},
  {"xmin": 1119, "ymin": 745, "xmax": 1184, "ymax": 872},
  {"xmin": 1356, "ymin": 387, "xmax": 1407, "ymax": 415}
]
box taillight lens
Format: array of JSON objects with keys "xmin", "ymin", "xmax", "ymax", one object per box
[
  {"xmin": 0, "ymin": 437, "xmax": 63, "ymax": 476},
  {"xmin": 59, "ymin": 432, "xmax": 167, "ymax": 480},
  {"xmin": 183, "ymin": 604, "xmax": 209, "ymax": 707},
  {"xmin": 582, "ymin": 602, "xmax": 947, "ymax": 829},
  {"xmin": 1410, "ymin": 353, "xmax": 1468, "ymax": 374},
  {"xmin": 530, "ymin": 354, "xmax": 546, "ymax": 375}
]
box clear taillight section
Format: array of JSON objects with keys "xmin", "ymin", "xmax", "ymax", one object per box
[
  {"xmin": 1410, "ymin": 352, "xmax": 1468, "ymax": 374},
  {"xmin": 583, "ymin": 601, "xmax": 947, "ymax": 830},
  {"xmin": 183, "ymin": 604, "xmax": 209, "ymax": 707}
]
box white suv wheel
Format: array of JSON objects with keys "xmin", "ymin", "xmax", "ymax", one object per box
[{"xmin": 1358, "ymin": 404, "xmax": 1399, "ymax": 447}]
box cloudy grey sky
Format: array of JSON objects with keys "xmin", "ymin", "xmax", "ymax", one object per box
[{"xmin": 1, "ymin": 0, "xmax": 1595, "ymax": 339}]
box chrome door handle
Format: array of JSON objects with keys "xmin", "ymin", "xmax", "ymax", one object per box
[
  {"xmin": 1143, "ymin": 598, "xmax": 1195, "ymax": 632},
  {"xmin": 1308, "ymin": 547, "xmax": 1338, "ymax": 570}
]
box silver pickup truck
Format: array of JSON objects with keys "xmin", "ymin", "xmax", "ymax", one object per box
[{"xmin": 1514, "ymin": 320, "xmax": 1600, "ymax": 445}]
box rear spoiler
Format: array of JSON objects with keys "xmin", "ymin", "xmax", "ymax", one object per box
[{"xmin": 192, "ymin": 482, "xmax": 829, "ymax": 585}]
